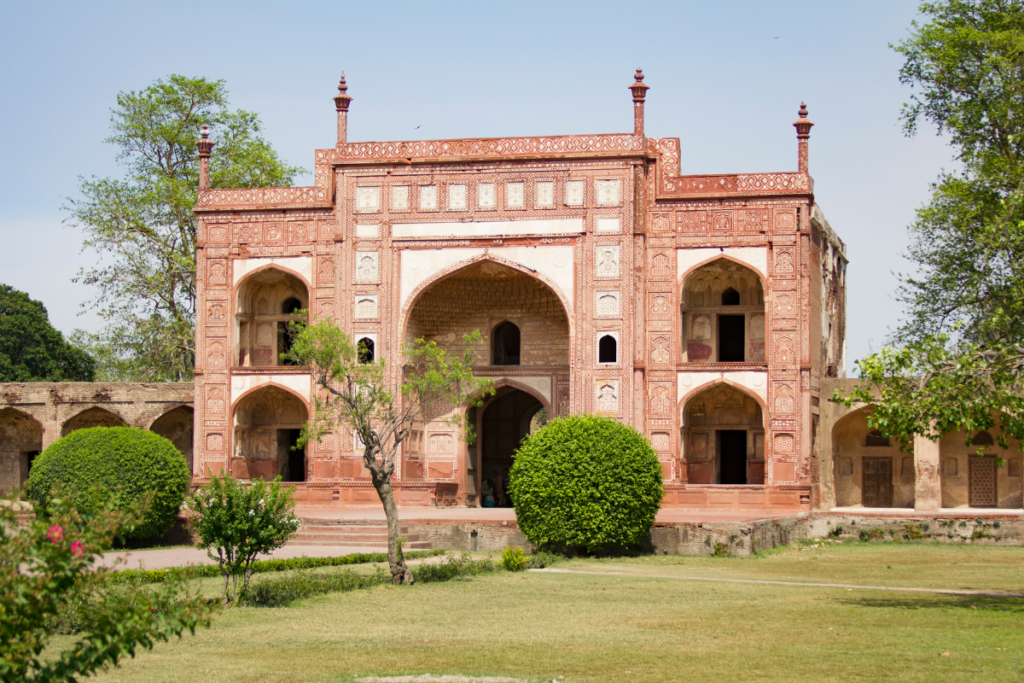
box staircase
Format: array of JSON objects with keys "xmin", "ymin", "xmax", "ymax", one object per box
[{"xmin": 290, "ymin": 518, "xmax": 432, "ymax": 549}]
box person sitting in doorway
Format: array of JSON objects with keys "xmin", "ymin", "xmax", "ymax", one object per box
[{"xmin": 481, "ymin": 478, "xmax": 496, "ymax": 507}]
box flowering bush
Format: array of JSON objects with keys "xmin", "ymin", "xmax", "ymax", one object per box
[
  {"xmin": 187, "ymin": 473, "xmax": 300, "ymax": 606},
  {"xmin": 0, "ymin": 493, "xmax": 211, "ymax": 682}
]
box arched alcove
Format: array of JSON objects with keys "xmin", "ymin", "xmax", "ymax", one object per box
[
  {"xmin": 832, "ymin": 409, "xmax": 911, "ymax": 508},
  {"xmin": 492, "ymin": 321, "xmax": 521, "ymax": 366},
  {"xmin": 405, "ymin": 261, "xmax": 569, "ymax": 368},
  {"xmin": 61, "ymin": 407, "xmax": 126, "ymax": 437},
  {"xmin": 682, "ymin": 383, "xmax": 764, "ymax": 485},
  {"xmin": 681, "ymin": 259, "xmax": 765, "ymax": 363},
  {"xmin": 598, "ymin": 334, "xmax": 617, "ymax": 364},
  {"xmin": 150, "ymin": 406, "xmax": 195, "ymax": 474},
  {"xmin": 235, "ymin": 268, "xmax": 309, "ymax": 367},
  {"xmin": 939, "ymin": 427, "xmax": 1022, "ymax": 509},
  {"xmin": 0, "ymin": 408, "xmax": 42, "ymax": 494},
  {"xmin": 232, "ymin": 386, "xmax": 308, "ymax": 482}
]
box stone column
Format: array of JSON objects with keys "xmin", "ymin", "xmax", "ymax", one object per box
[{"xmin": 914, "ymin": 433, "xmax": 941, "ymax": 511}]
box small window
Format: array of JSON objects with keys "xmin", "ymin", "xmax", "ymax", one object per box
[
  {"xmin": 865, "ymin": 429, "xmax": 890, "ymax": 447},
  {"xmin": 971, "ymin": 430, "xmax": 994, "ymax": 446},
  {"xmin": 282, "ymin": 297, "xmax": 302, "ymax": 315},
  {"xmin": 493, "ymin": 322, "xmax": 520, "ymax": 366},
  {"xmin": 721, "ymin": 288, "xmax": 740, "ymax": 306},
  {"xmin": 598, "ymin": 335, "xmax": 617, "ymax": 363},
  {"xmin": 357, "ymin": 337, "xmax": 375, "ymax": 364}
]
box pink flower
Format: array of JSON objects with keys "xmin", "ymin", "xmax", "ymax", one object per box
[
  {"xmin": 46, "ymin": 525, "xmax": 63, "ymax": 543},
  {"xmin": 71, "ymin": 541, "xmax": 84, "ymax": 557}
]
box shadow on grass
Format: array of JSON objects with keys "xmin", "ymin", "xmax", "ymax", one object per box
[{"xmin": 840, "ymin": 594, "xmax": 1024, "ymax": 614}]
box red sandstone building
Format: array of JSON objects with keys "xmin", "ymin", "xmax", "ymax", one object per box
[
  {"xmin": 3, "ymin": 73, "xmax": 1021, "ymax": 512},
  {"xmin": 188, "ymin": 71, "xmax": 846, "ymax": 511}
]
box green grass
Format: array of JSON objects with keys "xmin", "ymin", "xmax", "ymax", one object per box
[{"xmin": 70, "ymin": 543, "xmax": 1024, "ymax": 683}]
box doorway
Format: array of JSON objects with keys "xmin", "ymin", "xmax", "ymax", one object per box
[
  {"xmin": 862, "ymin": 456, "xmax": 893, "ymax": 507},
  {"xmin": 718, "ymin": 315, "xmax": 745, "ymax": 362},
  {"xmin": 280, "ymin": 429, "xmax": 305, "ymax": 482},
  {"xmin": 478, "ymin": 389, "xmax": 542, "ymax": 506},
  {"xmin": 718, "ymin": 430, "xmax": 747, "ymax": 484},
  {"xmin": 969, "ymin": 456, "xmax": 997, "ymax": 507}
]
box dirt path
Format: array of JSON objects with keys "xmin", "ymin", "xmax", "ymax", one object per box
[{"xmin": 531, "ymin": 567, "xmax": 1024, "ymax": 598}]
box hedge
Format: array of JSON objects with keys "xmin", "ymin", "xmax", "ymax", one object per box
[
  {"xmin": 29, "ymin": 426, "xmax": 190, "ymax": 539},
  {"xmin": 509, "ymin": 414, "xmax": 663, "ymax": 553}
]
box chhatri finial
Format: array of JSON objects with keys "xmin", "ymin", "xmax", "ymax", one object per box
[
  {"xmin": 629, "ymin": 68, "xmax": 649, "ymax": 103},
  {"xmin": 334, "ymin": 72, "xmax": 352, "ymax": 112},
  {"xmin": 196, "ymin": 124, "xmax": 215, "ymax": 190},
  {"xmin": 793, "ymin": 102, "xmax": 814, "ymax": 173}
]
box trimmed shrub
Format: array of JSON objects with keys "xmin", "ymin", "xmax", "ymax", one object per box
[
  {"xmin": 501, "ymin": 546, "xmax": 528, "ymax": 572},
  {"xmin": 510, "ymin": 415, "xmax": 663, "ymax": 554},
  {"xmin": 29, "ymin": 427, "xmax": 190, "ymax": 540}
]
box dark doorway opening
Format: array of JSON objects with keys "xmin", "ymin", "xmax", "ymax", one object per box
[
  {"xmin": 26, "ymin": 450, "xmax": 39, "ymax": 474},
  {"xmin": 358, "ymin": 337, "xmax": 375, "ymax": 364},
  {"xmin": 862, "ymin": 456, "xmax": 893, "ymax": 507},
  {"xmin": 718, "ymin": 315, "xmax": 745, "ymax": 362},
  {"xmin": 281, "ymin": 429, "xmax": 305, "ymax": 482},
  {"xmin": 479, "ymin": 389, "xmax": 541, "ymax": 506},
  {"xmin": 721, "ymin": 287, "xmax": 740, "ymax": 305},
  {"xmin": 718, "ymin": 430, "xmax": 747, "ymax": 484},
  {"xmin": 493, "ymin": 322, "xmax": 521, "ymax": 366}
]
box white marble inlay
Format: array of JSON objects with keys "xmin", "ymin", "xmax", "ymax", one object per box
[
  {"xmin": 354, "ymin": 294, "xmax": 379, "ymax": 319},
  {"xmin": 391, "ymin": 186, "xmax": 410, "ymax": 211},
  {"xmin": 596, "ymin": 179, "xmax": 620, "ymax": 205},
  {"xmin": 595, "ymin": 245, "xmax": 620, "ymax": 277},
  {"xmin": 355, "ymin": 251, "xmax": 378, "ymax": 282},
  {"xmin": 448, "ymin": 184, "xmax": 467, "ymax": 211},
  {"xmin": 478, "ymin": 183, "xmax": 495, "ymax": 209},
  {"xmin": 419, "ymin": 185, "xmax": 438, "ymax": 211},
  {"xmin": 356, "ymin": 186, "xmax": 380, "ymax": 212},
  {"xmin": 566, "ymin": 180, "xmax": 585, "ymax": 206},
  {"xmin": 596, "ymin": 290, "xmax": 620, "ymax": 315},
  {"xmin": 596, "ymin": 217, "xmax": 620, "ymax": 233},
  {"xmin": 536, "ymin": 181, "xmax": 554, "ymax": 207},
  {"xmin": 392, "ymin": 218, "xmax": 582, "ymax": 239},
  {"xmin": 506, "ymin": 182, "xmax": 524, "ymax": 208},
  {"xmin": 355, "ymin": 223, "xmax": 379, "ymax": 239}
]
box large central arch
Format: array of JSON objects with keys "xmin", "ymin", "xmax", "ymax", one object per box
[{"xmin": 681, "ymin": 382, "xmax": 765, "ymax": 485}]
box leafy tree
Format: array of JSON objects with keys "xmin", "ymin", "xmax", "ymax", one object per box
[
  {"xmin": 0, "ymin": 492, "xmax": 211, "ymax": 682},
  {"xmin": 0, "ymin": 284, "xmax": 95, "ymax": 382},
  {"xmin": 838, "ymin": 1, "xmax": 1024, "ymax": 446},
  {"xmin": 286, "ymin": 322, "xmax": 493, "ymax": 584},
  {"xmin": 65, "ymin": 75, "xmax": 303, "ymax": 381},
  {"xmin": 186, "ymin": 473, "xmax": 300, "ymax": 606}
]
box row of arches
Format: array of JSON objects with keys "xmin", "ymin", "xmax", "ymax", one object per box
[
  {"xmin": 0, "ymin": 405, "xmax": 194, "ymax": 494},
  {"xmin": 832, "ymin": 409, "xmax": 1024, "ymax": 509}
]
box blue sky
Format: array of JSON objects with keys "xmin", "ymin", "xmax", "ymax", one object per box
[{"xmin": 0, "ymin": 0, "xmax": 951, "ymax": 372}]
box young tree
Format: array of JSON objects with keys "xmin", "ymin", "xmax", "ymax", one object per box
[
  {"xmin": 64, "ymin": 75, "xmax": 304, "ymax": 381},
  {"xmin": 0, "ymin": 493, "xmax": 211, "ymax": 682},
  {"xmin": 187, "ymin": 473, "xmax": 300, "ymax": 606},
  {"xmin": 0, "ymin": 285, "xmax": 95, "ymax": 382},
  {"xmin": 838, "ymin": 1, "xmax": 1024, "ymax": 445},
  {"xmin": 286, "ymin": 322, "xmax": 493, "ymax": 584}
]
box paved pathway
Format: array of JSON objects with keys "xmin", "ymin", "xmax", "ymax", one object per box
[
  {"xmin": 532, "ymin": 568, "xmax": 1024, "ymax": 598},
  {"xmin": 99, "ymin": 544, "xmax": 389, "ymax": 571}
]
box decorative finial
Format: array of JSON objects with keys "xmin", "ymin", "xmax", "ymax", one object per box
[
  {"xmin": 334, "ymin": 72, "xmax": 352, "ymax": 112},
  {"xmin": 794, "ymin": 102, "xmax": 813, "ymax": 139},
  {"xmin": 629, "ymin": 68, "xmax": 649, "ymax": 103},
  {"xmin": 196, "ymin": 124, "xmax": 214, "ymax": 158}
]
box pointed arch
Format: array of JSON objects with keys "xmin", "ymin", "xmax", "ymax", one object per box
[{"xmin": 61, "ymin": 406, "xmax": 127, "ymax": 437}]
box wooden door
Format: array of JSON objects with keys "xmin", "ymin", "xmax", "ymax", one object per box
[
  {"xmin": 969, "ymin": 457, "xmax": 997, "ymax": 507},
  {"xmin": 862, "ymin": 457, "xmax": 893, "ymax": 507}
]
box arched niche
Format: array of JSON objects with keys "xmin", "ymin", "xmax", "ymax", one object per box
[
  {"xmin": 231, "ymin": 386, "xmax": 308, "ymax": 482},
  {"xmin": 681, "ymin": 259, "xmax": 765, "ymax": 363},
  {"xmin": 405, "ymin": 261, "xmax": 570, "ymax": 368},
  {"xmin": 0, "ymin": 408, "xmax": 42, "ymax": 494},
  {"xmin": 831, "ymin": 408, "xmax": 912, "ymax": 508},
  {"xmin": 61, "ymin": 407, "xmax": 126, "ymax": 437},
  {"xmin": 681, "ymin": 383, "xmax": 764, "ymax": 485},
  {"xmin": 150, "ymin": 406, "xmax": 194, "ymax": 474},
  {"xmin": 235, "ymin": 268, "xmax": 309, "ymax": 367},
  {"xmin": 939, "ymin": 426, "xmax": 1023, "ymax": 509}
]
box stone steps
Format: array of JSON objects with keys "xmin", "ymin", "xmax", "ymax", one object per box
[{"xmin": 289, "ymin": 517, "xmax": 431, "ymax": 549}]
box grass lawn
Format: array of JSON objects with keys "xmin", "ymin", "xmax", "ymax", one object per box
[{"xmin": 77, "ymin": 542, "xmax": 1023, "ymax": 683}]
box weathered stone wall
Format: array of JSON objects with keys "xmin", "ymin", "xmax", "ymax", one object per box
[{"xmin": 0, "ymin": 382, "xmax": 194, "ymax": 492}]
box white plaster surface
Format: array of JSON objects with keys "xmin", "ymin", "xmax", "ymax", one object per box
[
  {"xmin": 676, "ymin": 247, "xmax": 767, "ymax": 283},
  {"xmin": 676, "ymin": 370, "xmax": 768, "ymax": 406},
  {"xmin": 233, "ymin": 257, "xmax": 313, "ymax": 287},
  {"xmin": 400, "ymin": 246, "xmax": 575, "ymax": 312},
  {"xmin": 391, "ymin": 218, "xmax": 583, "ymax": 239},
  {"xmin": 230, "ymin": 374, "xmax": 312, "ymax": 405},
  {"xmin": 508, "ymin": 376, "xmax": 552, "ymax": 406}
]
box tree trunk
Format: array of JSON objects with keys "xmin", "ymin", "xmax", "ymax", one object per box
[{"xmin": 373, "ymin": 476, "xmax": 414, "ymax": 585}]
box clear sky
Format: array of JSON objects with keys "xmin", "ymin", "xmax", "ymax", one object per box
[{"xmin": 0, "ymin": 0, "xmax": 952, "ymax": 373}]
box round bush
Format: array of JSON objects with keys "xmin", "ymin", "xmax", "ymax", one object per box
[
  {"xmin": 509, "ymin": 415, "xmax": 663, "ymax": 553},
  {"xmin": 29, "ymin": 426, "xmax": 190, "ymax": 539}
]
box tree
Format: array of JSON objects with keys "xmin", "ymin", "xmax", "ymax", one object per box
[
  {"xmin": 837, "ymin": 1, "xmax": 1024, "ymax": 446},
  {"xmin": 64, "ymin": 75, "xmax": 303, "ymax": 381},
  {"xmin": 0, "ymin": 492, "xmax": 211, "ymax": 682},
  {"xmin": 0, "ymin": 284, "xmax": 95, "ymax": 382},
  {"xmin": 187, "ymin": 473, "xmax": 300, "ymax": 606},
  {"xmin": 286, "ymin": 322, "xmax": 493, "ymax": 584}
]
